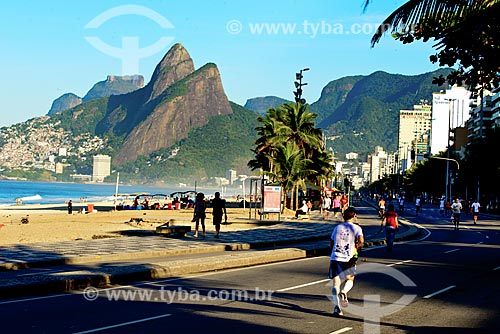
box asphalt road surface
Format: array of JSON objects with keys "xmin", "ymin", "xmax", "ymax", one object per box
[{"xmin": 0, "ymin": 203, "xmax": 499, "ymax": 334}]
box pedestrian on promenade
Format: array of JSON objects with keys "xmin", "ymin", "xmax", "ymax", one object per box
[
  {"xmin": 332, "ymin": 194, "xmax": 341, "ymax": 218},
  {"xmin": 211, "ymin": 191, "xmax": 227, "ymax": 238},
  {"xmin": 380, "ymin": 203, "xmax": 399, "ymax": 252},
  {"xmin": 378, "ymin": 197, "xmax": 386, "ymax": 217},
  {"xmin": 451, "ymin": 198, "xmax": 463, "ymax": 230},
  {"xmin": 322, "ymin": 194, "xmax": 332, "ymax": 219},
  {"xmin": 340, "ymin": 194, "xmax": 349, "ymax": 216},
  {"xmin": 328, "ymin": 207, "xmax": 364, "ymax": 317},
  {"xmin": 471, "ymin": 199, "xmax": 481, "ymax": 224},
  {"xmin": 445, "ymin": 199, "xmax": 451, "ymax": 215},
  {"xmin": 193, "ymin": 192, "xmax": 207, "ymax": 238},
  {"xmin": 67, "ymin": 200, "xmax": 72, "ymax": 214}
]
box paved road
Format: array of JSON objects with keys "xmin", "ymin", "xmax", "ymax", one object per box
[{"xmin": 0, "ymin": 203, "xmax": 498, "ymax": 333}]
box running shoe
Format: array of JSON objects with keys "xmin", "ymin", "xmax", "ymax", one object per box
[
  {"xmin": 339, "ymin": 292, "xmax": 349, "ymax": 308},
  {"xmin": 333, "ymin": 305, "xmax": 343, "ymax": 317}
]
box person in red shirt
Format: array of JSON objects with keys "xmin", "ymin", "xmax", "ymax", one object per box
[
  {"xmin": 380, "ymin": 203, "xmax": 399, "ymax": 252},
  {"xmin": 340, "ymin": 194, "xmax": 349, "ymax": 215}
]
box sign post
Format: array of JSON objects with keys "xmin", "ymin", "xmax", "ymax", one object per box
[{"xmin": 263, "ymin": 186, "xmax": 281, "ymax": 221}]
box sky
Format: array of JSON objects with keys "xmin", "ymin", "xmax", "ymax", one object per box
[{"xmin": 0, "ymin": 0, "xmax": 441, "ymax": 128}]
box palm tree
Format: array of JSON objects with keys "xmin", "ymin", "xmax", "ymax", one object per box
[{"xmin": 249, "ymin": 102, "xmax": 331, "ymax": 211}]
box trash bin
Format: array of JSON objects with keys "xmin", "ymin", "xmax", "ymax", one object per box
[
  {"xmin": 87, "ymin": 204, "xmax": 94, "ymax": 212},
  {"xmin": 167, "ymin": 203, "xmax": 172, "ymax": 210},
  {"xmin": 175, "ymin": 202, "xmax": 180, "ymax": 210}
]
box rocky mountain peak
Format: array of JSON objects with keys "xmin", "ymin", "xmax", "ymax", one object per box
[{"xmin": 148, "ymin": 43, "xmax": 195, "ymax": 101}]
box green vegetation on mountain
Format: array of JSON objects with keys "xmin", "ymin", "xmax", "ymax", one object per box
[
  {"xmin": 317, "ymin": 68, "xmax": 453, "ymax": 158},
  {"xmin": 115, "ymin": 102, "xmax": 258, "ymax": 183}
]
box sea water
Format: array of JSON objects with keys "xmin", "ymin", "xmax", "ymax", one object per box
[{"xmin": 0, "ymin": 180, "xmax": 232, "ymax": 206}]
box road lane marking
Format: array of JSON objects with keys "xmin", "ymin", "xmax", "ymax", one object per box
[
  {"xmin": 329, "ymin": 327, "xmax": 353, "ymax": 334},
  {"xmin": 387, "ymin": 260, "xmax": 413, "ymax": 267},
  {"xmin": 423, "ymin": 285, "xmax": 456, "ymax": 299},
  {"xmin": 493, "ymin": 266, "xmax": 500, "ymax": 271},
  {"xmin": 276, "ymin": 278, "xmax": 330, "ymax": 292},
  {"xmin": 444, "ymin": 249, "xmax": 460, "ymax": 254},
  {"xmin": 72, "ymin": 313, "xmax": 172, "ymax": 333}
]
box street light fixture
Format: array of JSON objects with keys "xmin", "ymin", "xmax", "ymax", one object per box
[{"xmin": 294, "ymin": 68, "xmax": 309, "ymax": 104}]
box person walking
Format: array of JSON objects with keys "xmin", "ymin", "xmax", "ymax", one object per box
[
  {"xmin": 211, "ymin": 191, "xmax": 227, "ymax": 238},
  {"xmin": 380, "ymin": 203, "xmax": 399, "ymax": 252},
  {"xmin": 328, "ymin": 207, "xmax": 364, "ymax": 317},
  {"xmin": 67, "ymin": 200, "xmax": 73, "ymax": 214},
  {"xmin": 378, "ymin": 197, "xmax": 386, "ymax": 218},
  {"xmin": 471, "ymin": 199, "xmax": 481, "ymax": 224},
  {"xmin": 332, "ymin": 194, "xmax": 341, "ymax": 218},
  {"xmin": 451, "ymin": 198, "xmax": 463, "ymax": 230},
  {"xmin": 192, "ymin": 192, "xmax": 207, "ymax": 238},
  {"xmin": 322, "ymin": 194, "xmax": 332, "ymax": 220}
]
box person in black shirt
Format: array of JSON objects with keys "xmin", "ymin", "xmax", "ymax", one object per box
[{"xmin": 211, "ymin": 192, "xmax": 227, "ymax": 238}]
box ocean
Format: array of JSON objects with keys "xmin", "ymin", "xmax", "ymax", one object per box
[{"xmin": 0, "ymin": 180, "xmax": 233, "ymax": 206}]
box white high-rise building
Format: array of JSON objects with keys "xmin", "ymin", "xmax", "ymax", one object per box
[
  {"xmin": 431, "ymin": 86, "xmax": 471, "ymax": 155},
  {"xmin": 398, "ymin": 104, "xmax": 432, "ymax": 171},
  {"xmin": 92, "ymin": 155, "xmax": 111, "ymax": 182}
]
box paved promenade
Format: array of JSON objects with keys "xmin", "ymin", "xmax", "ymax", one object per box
[{"xmin": 0, "ymin": 204, "xmax": 420, "ymax": 299}]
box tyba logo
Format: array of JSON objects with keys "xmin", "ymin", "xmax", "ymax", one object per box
[{"xmin": 84, "ymin": 5, "xmax": 175, "ymax": 75}]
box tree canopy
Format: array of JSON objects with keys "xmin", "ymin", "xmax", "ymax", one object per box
[{"xmin": 366, "ymin": 0, "xmax": 500, "ymax": 94}]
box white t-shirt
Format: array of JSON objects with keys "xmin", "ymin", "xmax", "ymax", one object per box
[
  {"xmin": 471, "ymin": 202, "xmax": 480, "ymax": 213},
  {"xmin": 322, "ymin": 197, "xmax": 332, "ymax": 209},
  {"xmin": 330, "ymin": 222, "xmax": 363, "ymax": 262},
  {"xmin": 451, "ymin": 202, "xmax": 462, "ymax": 213}
]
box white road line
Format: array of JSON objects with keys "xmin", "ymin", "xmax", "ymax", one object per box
[
  {"xmin": 0, "ymin": 293, "xmax": 71, "ymax": 305},
  {"xmin": 276, "ymin": 278, "xmax": 330, "ymax": 292},
  {"xmin": 423, "ymin": 285, "xmax": 456, "ymax": 299},
  {"xmin": 329, "ymin": 327, "xmax": 353, "ymax": 334},
  {"xmin": 444, "ymin": 249, "xmax": 460, "ymax": 254},
  {"xmin": 493, "ymin": 266, "xmax": 500, "ymax": 271},
  {"xmin": 387, "ymin": 260, "xmax": 413, "ymax": 267},
  {"xmin": 72, "ymin": 313, "xmax": 172, "ymax": 333}
]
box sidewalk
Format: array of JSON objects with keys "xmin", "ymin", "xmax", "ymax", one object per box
[{"xmin": 0, "ymin": 204, "xmax": 420, "ymax": 299}]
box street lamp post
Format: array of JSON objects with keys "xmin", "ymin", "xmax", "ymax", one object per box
[
  {"xmin": 294, "ymin": 68, "xmax": 309, "ymax": 104},
  {"xmin": 429, "ymin": 156, "xmax": 460, "ymax": 200}
]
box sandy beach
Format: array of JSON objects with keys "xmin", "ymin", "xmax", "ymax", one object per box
[{"xmin": 0, "ymin": 202, "xmax": 271, "ymax": 246}]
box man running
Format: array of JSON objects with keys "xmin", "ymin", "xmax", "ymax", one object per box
[
  {"xmin": 451, "ymin": 198, "xmax": 463, "ymax": 230},
  {"xmin": 328, "ymin": 207, "xmax": 364, "ymax": 317},
  {"xmin": 471, "ymin": 199, "xmax": 481, "ymax": 225}
]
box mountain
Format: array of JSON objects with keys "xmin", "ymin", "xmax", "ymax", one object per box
[
  {"xmin": 244, "ymin": 96, "xmax": 291, "ymax": 114},
  {"xmin": 82, "ymin": 75, "xmax": 144, "ymax": 102},
  {"xmin": 47, "ymin": 75, "xmax": 144, "ymax": 116},
  {"xmin": 47, "ymin": 93, "xmax": 82, "ymax": 115},
  {"xmin": 315, "ymin": 69, "xmax": 452, "ymax": 157},
  {"xmin": 50, "ymin": 43, "xmax": 241, "ymax": 177}
]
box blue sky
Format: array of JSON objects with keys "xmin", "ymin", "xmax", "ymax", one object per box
[{"xmin": 0, "ymin": 0, "xmax": 440, "ymax": 127}]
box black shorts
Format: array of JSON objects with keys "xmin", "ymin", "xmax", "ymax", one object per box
[
  {"xmin": 328, "ymin": 258, "xmax": 357, "ymax": 279},
  {"xmin": 213, "ymin": 215, "xmax": 223, "ymax": 225}
]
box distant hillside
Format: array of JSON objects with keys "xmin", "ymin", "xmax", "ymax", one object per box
[
  {"xmin": 47, "ymin": 93, "xmax": 82, "ymax": 115},
  {"xmin": 244, "ymin": 96, "xmax": 291, "ymax": 114},
  {"xmin": 82, "ymin": 75, "xmax": 144, "ymax": 102},
  {"xmin": 316, "ymin": 68, "xmax": 453, "ymax": 157},
  {"xmin": 47, "ymin": 75, "xmax": 144, "ymax": 116}
]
